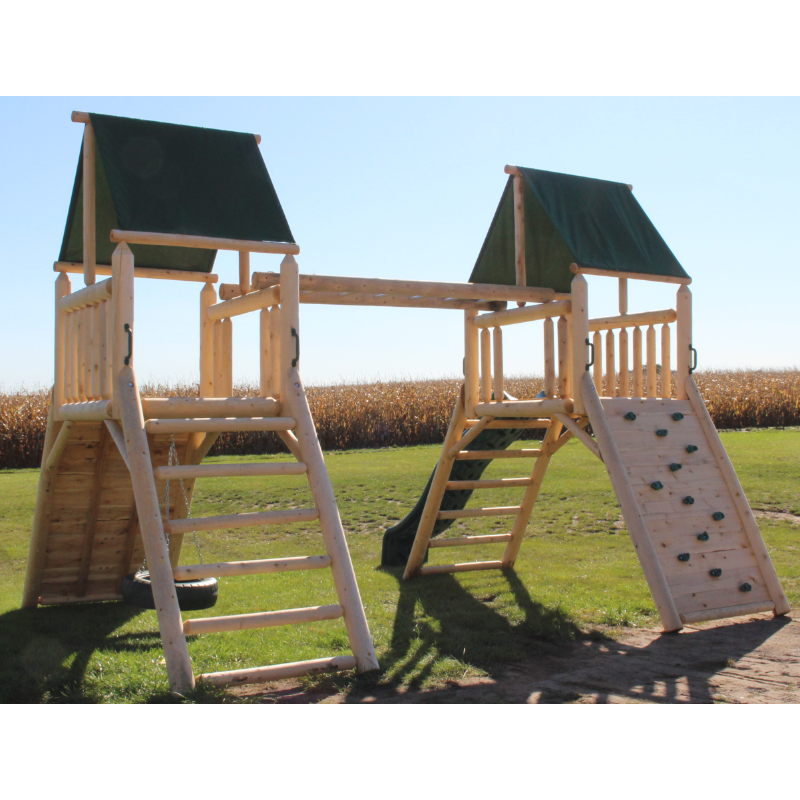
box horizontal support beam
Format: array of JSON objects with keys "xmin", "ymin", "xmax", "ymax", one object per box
[
  {"xmin": 54, "ymin": 261, "xmax": 218, "ymax": 283},
  {"xmin": 163, "ymin": 507, "xmax": 319, "ymax": 535},
  {"xmin": 570, "ymin": 264, "xmax": 691, "ymax": 286},
  {"xmin": 155, "ymin": 462, "xmax": 307, "ymax": 481},
  {"xmin": 298, "ymin": 290, "xmax": 506, "ymax": 312},
  {"xmin": 436, "ymin": 506, "xmax": 521, "ymax": 520},
  {"xmin": 474, "ymin": 298, "xmax": 572, "ymax": 329},
  {"xmin": 173, "ymin": 555, "xmax": 330, "ymax": 581},
  {"xmin": 418, "ymin": 560, "xmax": 504, "ymax": 576},
  {"xmin": 197, "ymin": 655, "xmax": 357, "ymax": 687},
  {"xmin": 465, "ymin": 419, "xmax": 551, "ymax": 429},
  {"xmin": 183, "ymin": 604, "xmax": 343, "ymax": 635},
  {"xmin": 207, "ymin": 286, "xmax": 281, "ymax": 321},
  {"xmin": 59, "ymin": 400, "xmax": 113, "ymax": 421},
  {"xmin": 589, "ymin": 308, "xmax": 677, "ymax": 332},
  {"xmin": 110, "ymin": 229, "xmax": 300, "ymax": 256},
  {"xmin": 454, "ymin": 448, "xmax": 542, "ymax": 460},
  {"xmin": 445, "ymin": 478, "xmax": 532, "ymax": 490},
  {"xmin": 145, "ymin": 417, "xmax": 295, "ymax": 434},
  {"xmin": 253, "ymin": 271, "xmax": 556, "ymax": 304},
  {"xmin": 142, "ymin": 396, "xmax": 282, "ymax": 419},
  {"xmin": 58, "ymin": 278, "xmax": 112, "ymax": 312},
  {"xmin": 474, "ymin": 398, "xmax": 573, "ymax": 417},
  {"xmin": 429, "ymin": 534, "xmax": 513, "ymax": 548}
]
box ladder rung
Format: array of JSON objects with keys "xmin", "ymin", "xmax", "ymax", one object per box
[
  {"xmin": 173, "ymin": 555, "xmax": 331, "ymax": 581},
  {"xmin": 145, "ymin": 417, "xmax": 296, "ymax": 434},
  {"xmin": 418, "ymin": 560, "xmax": 504, "ymax": 575},
  {"xmin": 429, "ymin": 534, "xmax": 512, "ymax": 548},
  {"xmin": 436, "ymin": 506, "xmax": 521, "ymax": 520},
  {"xmin": 155, "ymin": 462, "xmax": 307, "ymax": 480},
  {"xmin": 197, "ymin": 655, "xmax": 357, "ymax": 687},
  {"xmin": 446, "ymin": 478, "xmax": 532, "ymax": 490},
  {"xmin": 183, "ymin": 604, "xmax": 343, "ymax": 635},
  {"xmin": 164, "ymin": 507, "xmax": 319, "ymax": 535},
  {"xmin": 455, "ymin": 449, "xmax": 542, "ymax": 460}
]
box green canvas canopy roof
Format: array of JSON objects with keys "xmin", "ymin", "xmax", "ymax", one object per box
[
  {"xmin": 470, "ymin": 167, "xmax": 689, "ymax": 294},
  {"xmin": 59, "ymin": 113, "xmax": 295, "ymax": 273}
]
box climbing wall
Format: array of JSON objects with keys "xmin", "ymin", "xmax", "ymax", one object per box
[
  {"xmin": 33, "ymin": 422, "xmax": 192, "ymax": 605},
  {"xmin": 600, "ymin": 393, "xmax": 789, "ymax": 625}
]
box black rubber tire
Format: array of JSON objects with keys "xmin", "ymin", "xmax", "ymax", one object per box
[{"xmin": 121, "ymin": 570, "xmax": 219, "ymax": 611}]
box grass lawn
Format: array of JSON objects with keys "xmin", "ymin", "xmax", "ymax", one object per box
[{"xmin": 0, "ymin": 429, "xmax": 797, "ymax": 703}]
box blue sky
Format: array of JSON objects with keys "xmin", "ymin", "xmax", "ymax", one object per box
[{"xmin": 1, "ymin": 96, "xmax": 798, "ymax": 389}]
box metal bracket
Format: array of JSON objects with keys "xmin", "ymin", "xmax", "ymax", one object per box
[
  {"xmin": 585, "ymin": 338, "xmax": 595, "ymax": 371},
  {"xmin": 291, "ymin": 327, "xmax": 300, "ymax": 367},
  {"xmin": 123, "ymin": 323, "xmax": 133, "ymax": 366}
]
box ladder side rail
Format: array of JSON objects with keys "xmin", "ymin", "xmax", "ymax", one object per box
[
  {"xmin": 112, "ymin": 240, "xmax": 194, "ymax": 693},
  {"xmin": 403, "ymin": 387, "xmax": 467, "ymax": 579},
  {"xmin": 280, "ymin": 255, "xmax": 379, "ymax": 673},
  {"xmin": 501, "ymin": 420, "xmax": 564, "ymax": 568},
  {"xmin": 581, "ymin": 372, "xmax": 683, "ymax": 631},
  {"xmin": 685, "ymin": 375, "xmax": 790, "ymax": 615}
]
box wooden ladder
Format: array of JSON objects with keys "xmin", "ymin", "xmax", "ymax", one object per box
[
  {"xmin": 403, "ymin": 388, "xmax": 587, "ymax": 578},
  {"xmin": 119, "ymin": 368, "xmax": 378, "ymax": 694}
]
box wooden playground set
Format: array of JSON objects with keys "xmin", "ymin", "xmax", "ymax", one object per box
[{"xmin": 23, "ymin": 112, "xmax": 790, "ymax": 696}]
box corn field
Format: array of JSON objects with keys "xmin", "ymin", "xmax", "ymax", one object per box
[{"xmin": 2, "ymin": 369, "xmax": 800, "ymax": 469}]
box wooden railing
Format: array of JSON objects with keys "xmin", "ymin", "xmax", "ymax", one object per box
[
  {"xmin": 464, "ymin": 299, "xmax": 573, "ymax": 417},
  {"xmin": 589, "ymin": 309, "xmax": 677, "ymax": 399},
  {"xmin": 55, "ymin": 274, "xmax": 114, "ymax": 414}
]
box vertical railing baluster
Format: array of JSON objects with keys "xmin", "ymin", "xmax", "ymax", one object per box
[
  {"xmin": 633, "ymin": 326, "xmax": 643, "ymax": 397},
  {"xmin": 464, "ymin": 310, "xmax": 479, "ymax": 417},
  {"xmin": 646, "ymin": 324, "xmax": 657, "ymax": 398},
  {"xmin": 592, "ymin": 330, "xmax": 603, "ymax": 395},
  {"xmin": 213, "ymin": 319, "xmax": 223, "ymax": 397},
  {"xmin": 493, "ymin": 327, "xmax": 504, "ymax": 400},
  {"xmin": 54, "ymin": 274, "xmax": 71, "ymax": 410},
  {"xmin": 97, "ymin": 301, "xmax": 108, "ymax": 399},
  {"xmin": 605, "ymin": 329, "xmax": 615, "ymax": 397},
  {"xmin": 544, "ymin": 317, "xmax": 555, "ymax": 397},
  {"xmin": 661, "ymin": 323, "xmax": 671, "ymax": 399},
  {"xmin": 200, "ymin": 283, "xmax": 216, "ymax": 398},
  {"xmin": 480, "ymin": 328, "xmax": 491, "ymax": 403},
  {"xmin": 269, "ymin": 305, "xmax": 281, "ymax": 401},
  {"xmin": 557, "ymin": 315, "xmax": 569, "ymax": 399},
  {"xmin": 619, "ymin": 328, "xmax": 629, "ymax": 398}
]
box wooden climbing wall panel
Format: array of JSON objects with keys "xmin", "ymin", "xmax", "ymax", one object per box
[{"xmin": 600, "ymin": 396, "xmax": 787, "ymax": 624}]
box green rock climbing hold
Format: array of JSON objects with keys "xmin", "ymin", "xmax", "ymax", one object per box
[
  {"xmin": 669, "ymin": 463, "xmax": 682, "ymax": 471},
  {"xmin": 656, "ymin": 429, "xmax": 668, "ymax": 437},
  {"xmin": 672, "ymin": 412, "xmax": 684, "ymax": 421},
  {"xmin": 709, "ymin": 568, "xmax": 722, "ymax": 577},
  {"xmin": 651, "ymin": 481, "xmax": 664, "ymax": 490},
  {"xmin": 712, "ymin": 511, "xmax": 725, "ymax": 521},
  {"xmin": 683, "ymin": 496, "xmax": 695, "ymax": 505},
  {"xmin": 624, "ymin": 412, "xmax": 637, "ymax": 421},
  {"xmin": 697, "ymin": 532, "xmax": 709, "ymax": 541},
  {"xmin": 686, "ymin": 445, "xmax": 698, "ymax": 453},
  {"xmin": 678, "ymin": 553, "xmax": 691, "ymax": 562},
  {"xmin": 740, "ymin": 582, "xmax": 752, "ymax": 592}
]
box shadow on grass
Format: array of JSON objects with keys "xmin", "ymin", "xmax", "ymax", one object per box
[
  {"xmin": 363, "ymin": 567, "xmax": 583, "ymax": 694},
  {"xmin": 0, "ymin": 602, "xmax": 151, "ymax": 703}
]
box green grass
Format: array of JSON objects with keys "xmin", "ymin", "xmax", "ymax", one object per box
[{"xmin": 1, "ymin": 430, "xmax": 798, "ymax": 703}]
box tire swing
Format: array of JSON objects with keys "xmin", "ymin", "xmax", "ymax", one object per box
[{"xmin": 123, "ymin": 436, "xmax": 218, "ymax": 611}]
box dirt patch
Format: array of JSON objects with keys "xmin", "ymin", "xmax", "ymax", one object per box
[
  {"xmin": 752, "ymin": 508, "xmax": 800, "ymax": 525},
  {"xmin": 234, "ymin": 613, "xmax": 800, "ymax": 704}
]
